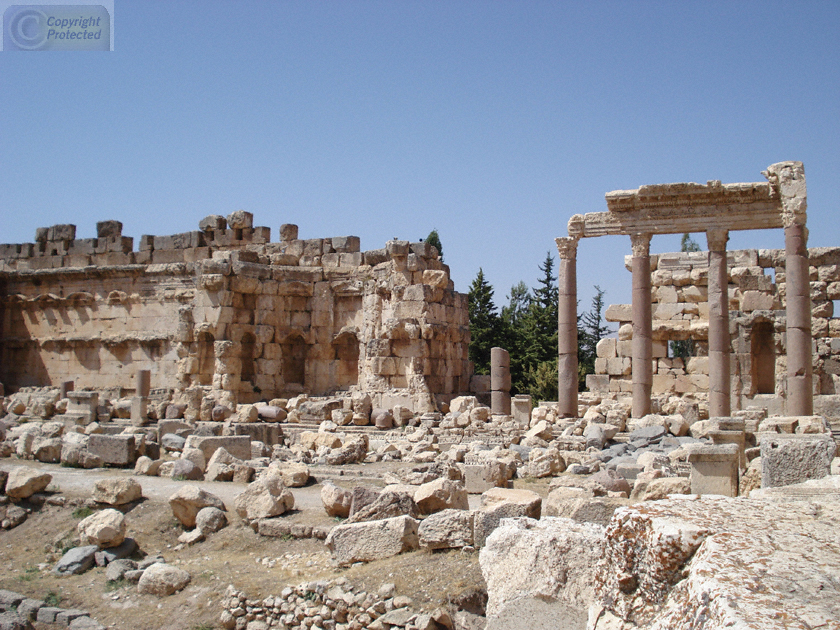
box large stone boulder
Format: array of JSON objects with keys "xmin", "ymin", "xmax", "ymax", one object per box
[
  {"xmin": 137, "ymin": 563, "xmax": 191, "ymax": 596},
  {"xmin": 93, "ymin": 478, "xmax": 142, "ymax": 506},
  {"xmin": 474, "ymin": 488, "xmax": 541, "ymax": 548},
  {"xmin": 414, "ymin": 478, "xmax": 469, "ymax": 514},
  {"xmin": 234, "ymin": 476, "xmax": 294, "ymax": 522},
  {"xmin": 195, "ymin": 507, "xmax": 227, "ymax": 535},
  {"xmin": 325, "ymin": 515, "xmax": 420, "ymax": 565},
  {"xmin": 419, "ymin": 509, "xmax": 475, "ymax": 550},
  {"xmin": 321, "ymin": 482, "xmax": 352, "ymax": 518},
  {"xmin": 78, "ymin": 508, "xmax": 126, "ymax": 548},
  {"xmin": 158, "ymin": 459, "xmax": 203, "ymax": 481},
  {"xmin": 168, "ymin": 486, "xmax": 226, "ymax": 528},
  {"xmin": 53, "ymin": 545, "xmax": 99, "ymax": 576},
  {"xmin": 325, "ymin": 435, "xmax": 369, "ymax": 465},
  {"xmin": 5, "ymin": 468, "xmax": 51, "ymax": 500},
  {"xmin": 480, "ymin": 517, "xmax": 605, "ymax": 626},
  {"xmin": 266, "ymin": 461, "xmax": 309, "ymax": 487},
  {"xmin": 346, "ymin": 491, "xmax": 419, "ymax": 523}
]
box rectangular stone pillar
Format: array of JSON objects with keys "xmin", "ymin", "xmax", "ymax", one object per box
[
  {"xmin": 511, "ymin": 395, "xmax": 532, "ymax": 428},
  {"xmin": 490, "ymin": 347, "xmax": 511, "ymax": 415},
  {"xmin": 136, "ymin": 369, "xmax": 151, "ymax": 397},
  {"xmin": 60, "ymin": 380, "xmax": 74, "ymax": 399},
  {"xmin": 688, "ymin": 444, "xmax": 740, "ymax": 497},
  {"xmin": 706, "ymin": 229, "xmax": 731, "ymax": 417},
  {"xmin": 555, "ymin": 237, "xmax": 579, "ymax": 417},
  {"xmin": 630, "ymin": 233, "xmax": 652, "ymax": 418}
]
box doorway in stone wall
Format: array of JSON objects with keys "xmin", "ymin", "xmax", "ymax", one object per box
[
  {"xmin": 281, "ymin": 334, "xmax": 307, "ymax": 388},
  {"xmin": 750, "ymin": 321, "xmax": 776, "ymax": 395},
  {"xmin": 332, "ymin": 331, "xmax": 359, "ymax": 389},
  {"xmin": 197, "ymin": 332, "xmax": 215, "ymax": 386},
  {"xmin": 240, "ymin": 333, "xmax": 256, "ymax": 388}
]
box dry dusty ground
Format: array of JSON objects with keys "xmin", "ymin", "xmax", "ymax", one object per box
[{"xmin": 0, "ymin": 460, "xmax": 522, "ymax": 630}]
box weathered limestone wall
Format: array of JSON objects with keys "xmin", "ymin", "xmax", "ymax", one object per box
[
  {"xmin": 0, "ymin": 215, "xmax": 470, "ymax": 412},
  {"xmin": 590, "ymin": 245, "xmax": 840, "ymax": 414}
]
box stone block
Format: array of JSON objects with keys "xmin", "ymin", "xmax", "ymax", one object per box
[
  {"xmin": 760, "ymin": 434, "xmax": 835, "ymax": 488},
  {"xmin": 184, "ymin": 435, "xmax": 252, "ymax": 461},
  {"xmin": 87, "ymin": 434, "xmax": 137, "ymax": 466},
  {"xmin": 605, "ymin": 304, "xmax": 632, "ymax": 322},
  {"xmin": 688, "ymin": 444, "xmax": 739, "ymax": 497},
  {"xmin": 596, "ymin": 338, "xmax": 616, "ymax": 358}
]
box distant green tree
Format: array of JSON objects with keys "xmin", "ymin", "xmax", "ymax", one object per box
[
  {"xmin": 518, "ymin": 253, "xmax": 559, "ymax": 398},
  {"xmin": 467, "ymin": 268, "xmax": 501, "ymax": 375},
  {"xmin": 424, "ymin": 229, "xmax": 443, "ymax": 262},
  {"xmin": 578, "ymin": 286, "xmax": 611, "ymax": 390},
  {"xmin": 671, "ymin": 234, "xmax": 699, "ymax": 360},
  {"xmin": 501, "ymin": 281, "xmax": 530, "ymax": 394}
]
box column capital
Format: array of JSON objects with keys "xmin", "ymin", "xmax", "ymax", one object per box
[
  {"xmin": 554, "ymin": 236, "xmax": 579, "ymax": 260},
  {"xmin": 629, "ymin": 233, "xmax": 651, "ymax": 258},
  {"xmin": 763, "ymin": 161, "xmax": 807, "ymax": 228},
  {"xmin": 706, "ymin": 229, "xmax": 729, "ymax": 252}
]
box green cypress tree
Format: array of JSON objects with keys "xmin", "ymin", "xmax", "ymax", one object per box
[
  {"xmin": 578, "ymin": 285, "xmax": 611, "ymax": 390},
  {"xmin": 467, "ymin": 268, "xmax": 501, "ymax": 375},
  {"xmin": 424, "ymin": 229, "xmax": 443, "ymax": 262}
]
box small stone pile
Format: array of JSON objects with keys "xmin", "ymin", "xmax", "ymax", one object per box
[
  {"xmin": 0, "ymin": 588, "xmax": 105, "ymax": 630},
  {"xmin": 219, "ymin": 581, "xmax": 453, "ymax": 630}
]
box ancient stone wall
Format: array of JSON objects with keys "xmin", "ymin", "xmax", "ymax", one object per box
[
  {"xmin": 590, "ymin": 246, "xmax": 840, "ymax": 414},
  {"xmin": 0, "ymin": 214, "xmax": 470, "ymax": 412}
]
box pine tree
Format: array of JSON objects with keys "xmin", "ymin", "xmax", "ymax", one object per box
[
  {"xmin": 518, "ymin": 253, "xmax": 559, "ymax": 398},
  {"xmin": 467, "ymin": 268, "xmax": 501, "ymax": 375},
  {"xmin": 578, "ymin": 285, "xmax": 611, "ymax": 389},
  {"xmin": 501, "ymin": 281, "xmax": 530, "ymax": 394},
  {"xmin": 425, "ymin": 229, "xmax": 443, "ymax": 262}
]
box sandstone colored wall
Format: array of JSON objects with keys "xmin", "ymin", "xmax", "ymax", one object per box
[{"xmin": 0, "ymin": 215, "xmax": 470, "ymax": 412}]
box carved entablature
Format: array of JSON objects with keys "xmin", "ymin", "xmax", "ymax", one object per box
[{"xmin": 566, "ymin": 162, "xmax": 805, "ymax": 239}]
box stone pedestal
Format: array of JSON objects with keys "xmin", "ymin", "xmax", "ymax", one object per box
[
  {"xmin": 760, "ymin": 434, "xmax": 834, "ymax": 488},
  {"xmin": 490, "ymin": 347, "xmax": 511, "ymax": 415},
  {"xmin": 555, "ymin": 237, "xmax": 579, "ymax": 417},
  {"xmin": 706, "ymin": 229, "xmax": 731, "ymax": 417},
  {"xmin": 512, "ymin": 395, "xmax": 532, "ymax": 428},
  {"xmin": 60, "ymin": 380, "xmax": 74, "ymax": 399},
  {"xmin": 66, "ymin": 391, "xmax": 98, "ymax": 425},
  {"xmin": 630, "ymin": 233, "xmax": 652, "ymax": 418},
  {"xmin": 688, "ymin": 444, "xmax": 740, "ymax": 497}
]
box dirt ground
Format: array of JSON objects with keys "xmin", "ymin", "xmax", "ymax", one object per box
[{"xmin": 0, "ymin": 460, "xmax": 508, "ymax": 630}]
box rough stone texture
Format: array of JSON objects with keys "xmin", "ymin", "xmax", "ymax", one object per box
[
  {"xmin": 593, "ymin": 493, "xmax": 840, "ymax": 629},
  {"xmin": 266, "ymin": 461, "xmax": 309, "ymax": 487},
  {"xmin": 543, "ymin": 492, "xmax": 627, "ymax": 526},
  {"xmin": 195, "ymin": 507, "xmax": 227, "ymax": 535},
  {"xmin": 480, "ymin": 517, "xmax": 603, "ymax": 626},
  {"xmin": 77, "ymin": 509, "xmax": 126, "ymax": 548},
  {"xmin": 87, "ymin": 434, "xmax": 136, "ymax": 466},
  {"xmin": 137, "ymin": 563, "xmax": 191, "ymax": 596},
  {"xmin": 233, "ymin": 476, "xmax": 294, "ymax": 521},
  {"xmin": 92, "ymin": 478, "xmax": 142, "ymax": 505},
  {"xmin": 346, "ymin": 491, "xmax": 419, "ymax": 524},
  {"xmin": 5, "ymin": 469, "xmax": 51, "ymax": 500},
  {"xmin": 474, "ymin": 488, "xmax": 542, "ymax": 548},
  {"xmin": 418, "ymin": 508, "xmax": 474, "ymax": 549},
  {"xmin": 53, "ymin": 545, "xmax": 99, "ymax": 576},
  {"xmin": 325, "ymin": 515, "xmax": 420, "ymax": 566},
  {"xmin": 0, "ymin": 611, "xmax": 33, "ymax": 630},
  {"xmin": 94, "ymin": 538, "xmax": 136, "ymax": 566},
  {"xmin": 168, "ymin": 486, "xmax": 226, "ymax": 528},
  {"xmin": 413, "ymin": 478, "xmax": 469, "ymax": 514},
  {"xmin": 760, "ymin": 434, "xmax": 835, "ymax": 488},
  {"xmin": 320, "ymin": 482, "xmax": 352, "ymax": 518}
]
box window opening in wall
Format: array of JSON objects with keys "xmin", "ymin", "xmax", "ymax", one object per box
[
  {"xmin": 281, "ymin": 335, "xmax": 307, "ymax": 387},
  {"xmin": 751, "ymin": 321, "xmax": 775, "ymax": 395},
  {"xmin": 240, "ymin": 333, "xmax": 256, "ymax": 386},
  {"xmin": 197, "ymin": 332, "xmax": 215, "ymax": 386},
  {"xmin": 333, "ymin": 333, "xmax": 359, "ymax": 389}
]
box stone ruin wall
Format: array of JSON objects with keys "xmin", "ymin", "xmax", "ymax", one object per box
[
  {"xmin": 589, "ymin": 245, "xmax": 840, "ymax": 417},
  {"xmin": 0, "ymin": 213, "xmax": 471, "ymax": 412}
]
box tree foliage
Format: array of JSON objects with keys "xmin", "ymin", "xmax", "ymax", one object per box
[
  {"xmin": 424, "ymin": 229, "xmax": 443, "ymax": 262},
  {"xmin": 467, "ymin": 268, "xmax": 501, "ymax": 375},
  {"xmin": 467, "ymin": 255, "xmax": 610, "ymax": 402}
]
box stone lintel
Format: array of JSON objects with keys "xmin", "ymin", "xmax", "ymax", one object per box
[{"xmin": 687, "ymin": 443, "xmax": 740, "ymax": 463}]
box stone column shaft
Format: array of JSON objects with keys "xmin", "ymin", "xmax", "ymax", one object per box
[
  {"xmin": 555, "ymin": 237, "xmax": 579, "ymax": 417},
  {"xmin": 631, "ymin": 233, "xmax": 652, "ymax": 418},
  {"xmin": 785, "ymin": 222, "xmax": 813, "ymax": 415},
  {"xmin": 707, "ymin": 229, "xmax": 731, "ymax": 417}
]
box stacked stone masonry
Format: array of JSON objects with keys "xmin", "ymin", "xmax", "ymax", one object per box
[
  {"xmin": 589, "ymin": 245, "xmax": 840, "ymax": 416},
  {"xmin": 0, "ymin": 214, "xmax": 470, "ymax": 412}
]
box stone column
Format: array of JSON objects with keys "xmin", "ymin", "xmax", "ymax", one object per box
[
  {"xmin": 630, "ymin": 233, "xmax": 652, "ymax": 418},
  {"xmin": 706, "ymin": 229, "xmax": 731, "ymax": 417},
  {"xmin": 60, "ymin": 380, "xmax": 74, "ymax": 399},
  {"xmin": 131, "ymin": 369, "xmax": 151, "ymax": 426},
  {"xmin": 490, "ymin": 347, "xmax": 511, "ymax": 415},
  {"xmin": 765, "ymin": 161, "xmax": 812, "ymax": 415},
  {"xmin": 555, "ymin": 237, "xmax": 579, "ymax": 417}
]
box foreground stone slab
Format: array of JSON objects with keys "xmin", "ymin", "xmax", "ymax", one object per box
[
  {"xmin": 137, "ymin": 563, "xmax": 191, "ymax": 596},
  {"xmin": 92, "ymin": 478, "xmax": 142, "ymax": 506},
  {"xmin": 87, "ymin": 435, "xmax": 136, "ymax": 466},
  {"xmin": 325, "ymin": 515, "xmax": 420, "ymax": 565},
  {"xmin": 474, "ymin": 488, "xmax": 541, "ymax": 548},
  {"xmin": 480, "ymin": 517, "xmax": 603, "ymax": 628},
  {"xmin": 168, "ymin": 486, "xmax": 226, "ymax": 528},
  {"xmin": 5, "ymin": 468, "xmax": 52, "ymax": 500}
]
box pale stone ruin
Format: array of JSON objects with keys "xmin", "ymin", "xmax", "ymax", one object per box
[{"xmin": 0, "ymin": 162, "xmax": 839, "ymax": 630}]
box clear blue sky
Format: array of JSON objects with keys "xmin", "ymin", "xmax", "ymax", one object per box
[{"xmin": 2, "ymin": 1, "xmax": 838, "ymax": 315}]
